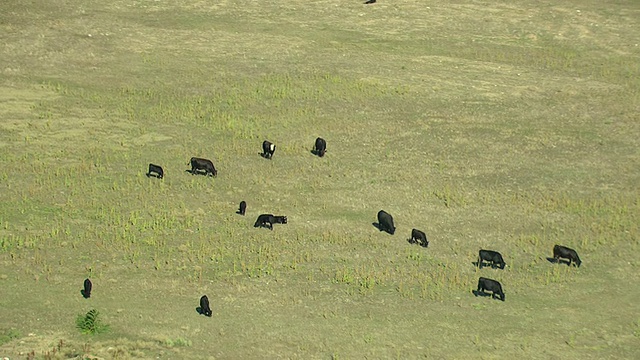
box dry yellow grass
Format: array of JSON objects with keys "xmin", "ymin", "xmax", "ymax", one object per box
[{"xmin": 0, "ymin": 0, "xmax": 639, "ymax": 358}]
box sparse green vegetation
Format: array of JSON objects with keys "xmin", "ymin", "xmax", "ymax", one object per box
[
  {"xmin": 76, "ymin": 310, "xmax": 109, "ymax": 335},
  {"xmin": 0, "ymin": 0, "xmax": 639, "ymax": 358},
  {"xmin": 0, "ymin": 329, "xmax": 21, "ymax": 346}
]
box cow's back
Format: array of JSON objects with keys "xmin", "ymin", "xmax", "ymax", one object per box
[
  {"xmin": 377, "ymin": 210, "xmax": 395, "ymax": 234},
  {"xmin": 315, "ymin": 137, "xmax": 327, "ymax": 157}
]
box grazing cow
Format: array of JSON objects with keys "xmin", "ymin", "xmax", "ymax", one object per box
[
  {"xmin": 147, "ymin": 163, "xmax": 164, "ymax": 179},
  {"xmin": 237, "ymin": 201, "xmax": 247, "ymax": 216},
  {"xmin": 476, "ymin": 277, "xmax": 505, "ymax": 301},
  {"xmin": 477, "ymin": 249, "xmax": 506, "ymax": 269},
  {"xmin": 273, "ymin": 215, "xmax": 288, "ymax": 224},
  {"xmin": 82, "ymin": 278, "xmax": 92, "ymax": 299},
  {"xmin": 313, "ymin": 137, "xmax": 327, "ymax": 157},
  {"xmin": 189, "ymin": 157, "xmax": 217, "ymax": 177},
  {"xmin": 364, "ymin": 0, "xmax": 376, "ymax": 4},
  {"xmin": 262, "ymin": 140, "xmax": 276, "ymax": 159},
  {"xmin": 377, "ymin": 210, "xmax": 395, "ymax": 235},
  {"xmin": 254, "ymin": 214, "xmax": 275, "ymax": 230},
  {"xmin": 200, "ymin": 295, "xmax": 212, "ymax": 317},
  {"xmin": 409, "ymin": 228, "xmax": 429, "ymax": 247},
  {"xmin": 553, "ymin": 245, "xmax": 582, "ymax": 267}
]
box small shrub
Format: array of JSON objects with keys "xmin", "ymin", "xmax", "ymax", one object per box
[
  {"xmin": 76, "ymin": 309, "xmax": 110, "ymax": 335},
  {"xmin": 0, "ymin": 328, "xmax": 21, "ymax": 346}
]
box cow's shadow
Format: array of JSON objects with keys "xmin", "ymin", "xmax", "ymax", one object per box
[
  {"xmin": 259, "ymin": 152, "xmax": 272, "ymax": 159},
  {"xmin": 372, "ymin": 222, "xmax": 394, "ymax": 235},
  {"xmin": 80, "ymin": 289, "xmax": 90, "ymax": 299},
  {"xmin": 546, "ymin": 257, "xmax": 572, "ymax": 266},
  {"xmin": 146, "ymin": 172, "xmax": 162, "ymax": 179},
  {"xmin": 185, "ymin": 169, "xmax": 210, "ymax": 176},
  {"xmin": 196, "ymin": 307, "xmax": 212, "ymax": 317},
  {"xmin": 472, "ymin": 261, "xmax": 503, "ymax": 269},
  {"xmin": 472, "ymin": 290, "xmax": 492, "ymax": 298}
]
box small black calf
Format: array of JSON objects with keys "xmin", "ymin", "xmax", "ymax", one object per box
[
  {"xmin": 147, "ymin": 163, "xmax": 164, "ymax": 179},
  {"xmin": 200, "ymin": 295, "xmax": 212, "ymax": 317},
  {"xmin": 254, "ymin": 214, "xmax": 287, "ymax": 230},
  {"xmin": 82, "ymin": 278, "xmax": 92, "ymax": 299},
  {"xmin": 478, "ymin": 249, "xmax": 506, "ymax": 269},
  {"xmin": 476, "ymin": 277, "xmax": 505, "ymax": 301},
  {"xmin": 553, "ymin": 245, "xmax": 582, "ymax": 267},
  {"xmin": 410, "ymin": 229, "xmax": 428, "ymax": 247},
  {"xmin": 377, "ymin": 210, "xmax": 395, "ymax": 235},
  {"xmin": 313, "ymin": 137, "xmax": 327, "ymax": 157},
  {"xmin": 189, "ymin": 157, "xmax": 217, "ymax": 177},
  {"xmin": 254, "ymin": 214, "xmax": 275, "ymax": 230},
  {"xmin": 262, "ymin": 140, "xmax": 276, "ymax": 159},
  {"xmin": 237, "ymin": 201, "xmax": 247, "ymax": 216}
]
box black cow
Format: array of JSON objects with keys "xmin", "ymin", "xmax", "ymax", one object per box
[
  {"xmin": 313, "ymin": 137, "xmax": 327, "ymax": 157},
  {"xmin": 82, "ymin": 278, "xmax": 92, "ymax": 299},
  {"xmin": 553, "ymin": 245, "xmax": 582, "ymax": 267},
  {"xmin": 254, "ymin": 214, "xmax": 275, "ymax": 230},
  {"xmin": 364, "ymin": 0, "xmax": 376, "ymax": 4},
  {"xmin": 409, "ymin": 229, "xmax": 428, "ymax": 247},
  {"xmin": 377, "ymin": 210, "xmax": 395, "ymax": 235},
  {"xmin": 200, "ymin": 295, "xmax": 212, "ymax": 317},
  {"xmin": 262, "ymin": 140, "xmax": 276, "ymax": 159},
  {"xmin": 476, "ymin": 277, "xmax": 505, "ymax": 301},
  {"xmin": 147, "ymin": 163, "xmax": 164, "ymax": 179},
  {"xmin": 189, "ymin": 157, "xmax": 217, "ymax": 177},
  {"xmin": 477, "ymin": 250, "xmax": 506, "ymax": 269},
  {"xmin": 237, "ymin": 201, "xmax": 247, "ymax": 216}
]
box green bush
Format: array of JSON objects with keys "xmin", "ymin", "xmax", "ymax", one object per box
[{"xmin": 76, "ymin": 309, "xmax": 109, "ymax": 335}]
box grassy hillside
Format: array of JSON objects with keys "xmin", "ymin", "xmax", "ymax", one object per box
[{"xmin": 1, "ymin": 0, "xmax": 639, "ymax": 358}]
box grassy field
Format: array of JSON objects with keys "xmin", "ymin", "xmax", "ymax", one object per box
[{"xmin": 1, "ymin": 0, "xmax": 639, "ymax": 358}]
